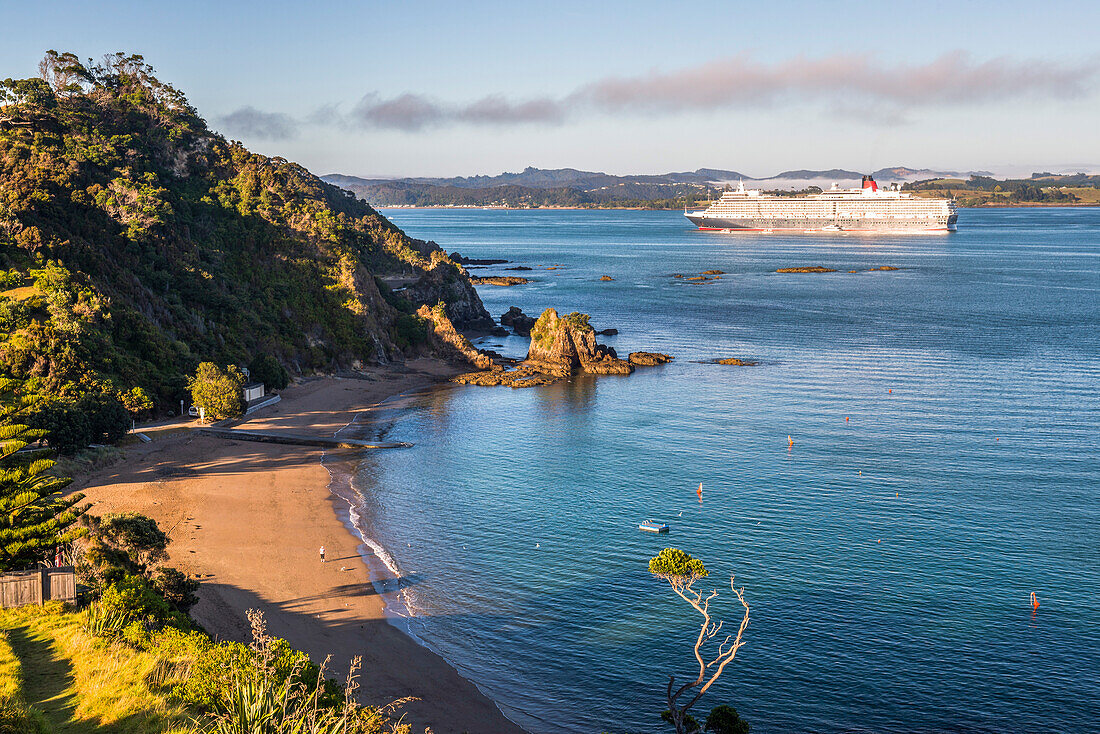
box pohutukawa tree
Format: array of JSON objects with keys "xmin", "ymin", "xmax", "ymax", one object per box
[
  {"xmin": 648, "ymin": 548, "xmax": 751, "ymax": 734},
  {"xmin": 0, "ymin": 379, "xmax": 86, "ymax": 571}
]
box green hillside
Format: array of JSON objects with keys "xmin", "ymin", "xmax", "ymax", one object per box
[{"xmin": 0, "ymin": 52, "xmax": 489, "ymax": 416}]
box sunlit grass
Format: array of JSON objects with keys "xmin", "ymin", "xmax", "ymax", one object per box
[{"xmin": 0, "ymin": 603, "xmax": 193, "ymax": 734}]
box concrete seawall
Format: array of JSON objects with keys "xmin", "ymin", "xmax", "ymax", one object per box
[{"xmin": 193, "ymin": 426, "xmax": 412, "ymax": 449}]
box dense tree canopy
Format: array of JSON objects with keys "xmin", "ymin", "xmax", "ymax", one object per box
[
  {"xmin": 188, "ymin": 362, "xmax": 245, "ymax": 420},
  {"xmin": 649, "ymin": 547, "xmax": 709, "ymax": 579},
  {"xmin": 0, "ymin": 50, "xmax": 490, "ymax": 433},
  {"xmin": 0, "ymin": 378, "xmax": 85, "ymax": 570}
]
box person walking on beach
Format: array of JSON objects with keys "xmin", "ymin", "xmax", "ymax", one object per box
[{"xmin": 319, "ymin": 545, "xmax": 326, "ymax": 563}]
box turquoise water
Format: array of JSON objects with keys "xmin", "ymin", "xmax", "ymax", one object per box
[{"xmin": 352, "ymin": 208, "xmax": 1099, "ymax": 733}]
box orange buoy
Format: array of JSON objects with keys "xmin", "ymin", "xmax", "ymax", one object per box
[
  {"xmin": 788, "ymin": 435, "xmax": 793, "ymax": 448},
  {"xmin": 696, "ymin": 482, "xmax": 702, "ymax": 498},
  {"xmin": 1030, "ymin": 591, "xmax": 1039, "ymax": 611},
  {"xmin": 888, "ymin": 389, "xmax": 892, "ymax": 393},
  {"xmin": 845, "ymin": 416, "xmax": 849, "ymax": 422}
]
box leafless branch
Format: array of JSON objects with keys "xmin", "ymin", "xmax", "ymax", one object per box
[{"xmin": 661, "ymin": 575, "xmax": 751, "ymax": 734}]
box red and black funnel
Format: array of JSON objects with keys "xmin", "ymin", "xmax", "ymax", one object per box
[{"xmin": 861, "ymin": 174, "xmax": 878, "ymax": 192}]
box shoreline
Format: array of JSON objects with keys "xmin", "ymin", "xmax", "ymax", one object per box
[
  {"xmin": 69, "ymin": 361, "xmax": 526, "ymax": 734},
  {"xmin": 320, "ymin": 401, "xmax": 525, "ymax": 725}
]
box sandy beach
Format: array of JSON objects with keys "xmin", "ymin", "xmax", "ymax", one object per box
[{"xmin": 70, "ymin": 359, "xmax": 525, "ymax": 734}]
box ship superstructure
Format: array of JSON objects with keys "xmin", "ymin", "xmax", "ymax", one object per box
[{"xmin": 686, "ymin": 175, "xmax": 958, "ymax": 232}]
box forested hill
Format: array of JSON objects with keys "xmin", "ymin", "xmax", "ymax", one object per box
[
  {"xmin": 0, "ymin": 51, "xmax": 490, "ymax": 415},
  {"xmin": 322, "ymin": 166, "xmax": 961, "ymax": 209}
]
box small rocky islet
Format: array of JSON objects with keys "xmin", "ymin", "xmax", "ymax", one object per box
[
  {"xmin": 448, "ymin": 252, "xmax": 509, "ymax": 266},
  {"xmin": 442, "ymin": 309, "xmax": 672, "ymax": 388},
  {"xmin": 671, "ymin": 269, "xmax": 724, "ymax": 282},
  {"xmin": 776, "ymin": 265, "xmax": 900, "ymax": 274},
  {"xmin": 470, "ymin": 275, "xmax": 530, "ymax": 286},
  {"xmin": 500, "ymin": 306, "xmax": 537, "ymax": 336}
]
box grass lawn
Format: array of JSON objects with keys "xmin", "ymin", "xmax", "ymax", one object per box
[{"xmin": 0, "ymin": 604, "xmax": 193, "ymax": 734}]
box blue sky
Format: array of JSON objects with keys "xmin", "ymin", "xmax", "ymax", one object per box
[{"xmin": 4, "ymin": 0, "xmax": 1099, "ymax": 177}]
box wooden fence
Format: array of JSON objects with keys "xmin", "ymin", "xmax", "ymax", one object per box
[{"xmin": 0, "ymin": 567, "xmax": 77, "ymax": 609}]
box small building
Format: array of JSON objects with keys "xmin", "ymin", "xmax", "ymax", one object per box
[{"xmin": 242, "ymin": 382, "xmax": 265, "ymax": 402}]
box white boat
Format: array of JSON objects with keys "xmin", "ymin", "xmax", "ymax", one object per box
[{"xmin": 639, "ymin": 519, "xmax": 669, "ymax": 533}]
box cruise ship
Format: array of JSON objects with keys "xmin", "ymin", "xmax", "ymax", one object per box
[{"xmin": 685, "ymin": 175, "xmax": 958, "ymax": 233}]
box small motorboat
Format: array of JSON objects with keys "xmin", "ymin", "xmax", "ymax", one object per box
[
  {"xmin": 639, "ymin": 519, "xmax": 670, "ymax": 533},
  {"xmin": 821, "ymin": 224, "xmax": 843, "ymax": 232}
]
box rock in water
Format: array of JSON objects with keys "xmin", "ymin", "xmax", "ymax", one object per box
[
  {"xmin": 526, "ymin": 309, "xmax": 633, "ymax": 377},
  {"xmin": 715, "ymin": 358, "xmax": 759, "ymax": 366},
  {"xmin": 597, "ymin": 328, "xmax": 619, "ymax": 336},
  {"xmin": 501, "ymin": 306, "xmax": 537, "ymax": 337},
  {"xmin": 776, "ymin": 266, "xmax": 837, "ymax": 273},
  {"xmin": 451, "ymin": 308, "xmax": 682, "ymax": 387},
  {"xmin": 599, "ymin": 275, "xmax": 614, "ymax": 281},
  {"xmin": 628, "ymin": 352, "xmax": 674, "ymax": 366},
  {"xmin": 471, "ymin": 276, "xmax": 530, "ymax": 286},
  {"xmin": 450, "ymin": 252, "xmax": 508, "ymax": 265}
]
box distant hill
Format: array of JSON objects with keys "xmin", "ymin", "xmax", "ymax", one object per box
[
  {"xmin": 764, "ymin": 169, "xmax": 862, "ymax": 180},
  {"xmin": 325, "ymin": 166, "xmax": 749, "ymax": 191},
  {"xmin": 322, "ymin": 165, "xmax": 965, "ymax": 208},
  {"xmin": 872, "ymin": 166, "xmax": 958, "ymax": 180}
]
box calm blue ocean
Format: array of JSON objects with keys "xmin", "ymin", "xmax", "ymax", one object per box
[{"xmin": 350, "ymin": 208, "xmax": 1099, "ymax": 733}]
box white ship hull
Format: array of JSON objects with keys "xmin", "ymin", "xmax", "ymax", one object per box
[
  {"xmin": 686, "ymin": 214, "xmax": 957, "ymax": 232},
  {"xmin": 687, "ymin": 176, "xmax": 958, "ymax": 234}
]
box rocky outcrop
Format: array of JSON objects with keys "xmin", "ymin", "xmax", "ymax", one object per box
[
  {"xmin": 599, "ymin": 275, "xmax": 614, "ymax": 281},
  {"xmin": 715, "ymin": 358, "xmax": 759, "ymax": 366},
  {"xmin": 399, "ymin": 253, "xmax": 495, "ymax": 330},
  {"xmin": 471, "ymin": 276, "xmax": 529, "ymax": 286},
  {"xmin": 526, "ymin": 309, "xmax": 632, "ymax": 377},
  {"xmin": 597, "ymin": 328, "xmax": 618, "ymax": 336},
  {"xmin": 776, "ymin": 266, "xmax": 837, "ymax": 273},
  {"xmin": 450, "ymin": 252, "xmax": 508, "ymax": 265},
  {"xmin": 501, "ymin": 306, "xmax": 537, "ymax": 336},
  {"xmin": 583, "ymin": 356, "xmax": 634, "ymax": 375},
  {"xmin": 454, "ymin": 308, "xmax": 647, "ymax": 387},
  {"xmin": 628, "ymin": 352, "xmax": 674, "ymax": 366},
  {"xmin": 417, "ymin": 303, "xmax": 494, "ymax": 370},
  {"xmin": 453, "ymin": 365, "xmax": 557, "ymax": 389},
  {"xmin": 702, "ymin": 269, "xmax": 725, "ymax": 275}
]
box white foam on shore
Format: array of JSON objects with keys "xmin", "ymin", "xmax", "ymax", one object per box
[
  {"xmin": 320, "ymin": 451, "xmax": 414, "ymax": 621},
  {"xmin": 320, "ymin": 387, "xmax": 434, "ymax": 623},
  {"xmin": 318, "ymin": 381, "xmax": 526, "ymax": 733}
]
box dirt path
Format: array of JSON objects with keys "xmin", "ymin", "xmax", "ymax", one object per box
[{"xmin": 5, "ymin": 624, "xmax": 83, "ymax": 733}]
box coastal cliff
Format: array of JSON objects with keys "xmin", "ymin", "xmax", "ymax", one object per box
[
  {"xmin": 416, "ymin": 303, "xmax": 494, "ymax": 369},
  {"xmin": 0, "ymin": 52, "xmax": 492, "ymax": 411}
]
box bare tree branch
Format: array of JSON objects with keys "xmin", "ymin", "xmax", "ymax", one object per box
[{"xmin": 659, "ymin": 574, "xmax": 750, "ymax": 734}]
